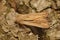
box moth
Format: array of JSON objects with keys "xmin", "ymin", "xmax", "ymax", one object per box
[{"xmin": 16, "ymin": 12, "xmax": 50, "ymax": 28}]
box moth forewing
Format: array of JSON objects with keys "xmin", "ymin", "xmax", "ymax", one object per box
[{"xmin": 16, "ymin": 12, "xmax": 50, "ymax": 28}]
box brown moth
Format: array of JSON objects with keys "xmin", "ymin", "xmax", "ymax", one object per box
[{"xmin": 16, "ymin": 12, "xmax": 50, "ymax": 28}]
